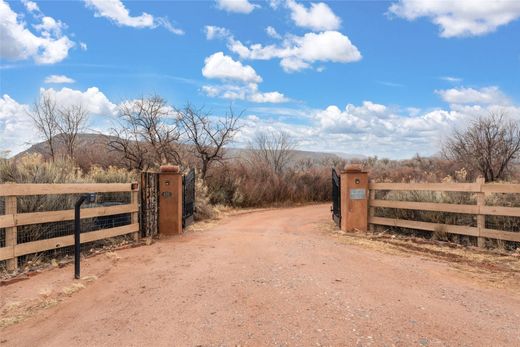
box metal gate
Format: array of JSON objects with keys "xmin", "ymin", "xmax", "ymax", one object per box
[
  {"xmin": 331, "ymin": 168, "xmax": 341, "ymax": 226},
  {"xmin": 182, "ymin": 169, "xmax": 195, "ymax": 227}
]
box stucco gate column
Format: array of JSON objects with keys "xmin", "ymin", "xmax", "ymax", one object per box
[
  {"xmin": 340, "ymin": 164, "xmax": 369, "ymax": 232},
  {"xmin": 158, "ymin": 165, "xmax": 183, "ymax": 235}
]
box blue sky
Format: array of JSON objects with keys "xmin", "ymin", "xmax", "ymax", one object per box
[{"xmin": 1, "ymin": 0, "xmax": 520, "ymax": 158}]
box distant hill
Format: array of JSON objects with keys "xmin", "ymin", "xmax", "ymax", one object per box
[{"xmin": 16, "ymin": 133, "xmax": 366, "ymax": 169}]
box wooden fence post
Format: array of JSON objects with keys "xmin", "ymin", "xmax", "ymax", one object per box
[
  {"xmin": 5, "ymin": 195, "xmax": 17, "ymax": 271},
  {"xmin": 476, "ymin": 176, "xmax": 486, "ymax": 248},
  {"xmin": 131, "ymin": 184, "xmax": 139, "ymax": 242},
  {"xmin": 369, "ymin": 186, "xmax": 375, "ymax": 232}
]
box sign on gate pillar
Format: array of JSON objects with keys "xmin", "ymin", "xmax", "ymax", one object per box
[
  {"xmin": 159, "ymin": 165, "xmax": 183, "ymax": 235},
  {"xmin": 340, "ymin": 164, "xmax": 368, "ymax": 232}
]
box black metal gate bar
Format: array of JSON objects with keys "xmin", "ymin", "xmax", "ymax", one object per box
[
  {"xmin": 332, "ymin": 168, "xmax": 341, "ymax": 226},
  {"xmin": 182, "ymin": 169, "xmax": 195, "ymax": 228}
]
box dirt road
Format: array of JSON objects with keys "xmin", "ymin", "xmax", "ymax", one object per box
[{"xmin": 1, "ymin": 204, "xmax": 520, "ymax": 346}]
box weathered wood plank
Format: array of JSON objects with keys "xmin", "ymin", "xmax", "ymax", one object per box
[
  {"xmin": 480, "ymin": 205, "xmax": 520, "ymax": 217},
  {"xmin": 481, "ymin": 184, "xmax": 520, "ymax": 194},
  {"xmin": 0, "ymin": 204, "xmax": 138, "ymax": 229},
  {"xmin": 0, "ymin": 183, "xmax": 133, "ymax": 197},
  {"xmin": 369, "ymin": 199, "xmax": 478, "ymax": 214},
  {"xmin": 0, "ymin": 223, "xmax": 139, "ymax": 261},
  {"xmin": 369, "ymin": 182, "xmax": 480, "ymax": 192},
  {"xmin": 480, "ymin": 228, "xmax": 520, "ymax": 242},
  {"xmin": 369, "ymin": 216, "xmax": 479, "ymax": 237}
]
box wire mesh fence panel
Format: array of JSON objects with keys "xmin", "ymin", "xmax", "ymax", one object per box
[{"xmin": 0, "ymin": 184, "xmax": 138, "ymax": 274}]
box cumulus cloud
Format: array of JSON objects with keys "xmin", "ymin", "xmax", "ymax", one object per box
[
  {"xmin": 389, "ymin": 0, "xmax": 520, "ymax": 37},
  {"xmin": 0, "ymin": 87, "xmax": 120, "ymax": 155},
  {"xmin": 435, "ymin": 86, "xmax": 510, "ymax": 105},
  {"xmin": 201, "ymin": 52, "xmax": 288, "ymax": 103},
  {"xmin": 204, "ymin": 25, "xmax": 231, "ymax": 40},
  {"xmin": 216, "ymin": 0, "xmax": 258, "ymax": 14},
  {"xmin": 234, "ymin": 89, "xmax": 520, "ymax": 158},
  {"xmin": 85, "ymin": 0, "xmax": 184, "ymax": 34},
  {"xmin": 0, "ymin": 94, "xmax": 34, "ymax": 155},
  {"xmin": 0, "ymin": 0, "xmax": 75, "ymax": 64},
  {"xmin": 40, "ymin": 87, "xmax": 118, "ymax": 116},
  {"xmin": 44, "ymin": 75, "xmax": 75, "ymax": 84},
  {"xmin": 202, "ymin": 83, "xmax": 288, "ymax": 103},
  {"xmin": 229, "ymin": 30, "xmax": 361, "ymax": 72},
  {"xmin": 286, "ymin": 0, "xmax": 341, "ymax": 31},
  {"xmin": 202, "ymin": 52, "xmax": 262, "ymax": 83}
]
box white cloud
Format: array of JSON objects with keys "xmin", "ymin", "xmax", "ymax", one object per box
[
  {"xmin": 440, "ymin": 76, "xmax": 462, "ymax": 83},
  {"xmin": 80, "ymin": 42, "xmax": 88, "ymax": 51},
  {"xmin": 40, "ymin": 87, "xmax": 118, "ymax": 116},
  {"xmin": 389, "ymin": 0, "xmax": 520, "ymax": 37},
  {"xmin": 266, "ymin": 26, "xmax": 281, "ymax": 39},
  {"xmin": 202, "ymin": 52, "xmax": 262, "ymax": 83},
  {"xmin": 234, "ymin": 89, "xmax": 520, "ymax": 158},
  {"xmin": 229, "ymin": 30, "xmax": 361, "ymax": 72},
  {"xmin": 286, "ymin": 0, "xmax": 341, "ymax": 31},
  {"xmin": 85, "ymin": 0, "xmax": 184, "ymax": 34},
  {"xmin": 0, "ymin": 94, "xmax": 34, "ymax": 155},
  {"xmin": 435, "ymin": 86, "xmax": 509, "ymax": 105},
  {"xmin": 216, "ymin": 0, "xmax": 258, "ymax": 14},
  {"xmin": 201, "ymin": 52, "xmax": 288, "ymax": 103},
  {"xmin": 202, "ymin": 83, "xmax": 288, "ymax": 103},
  {"xmin": 44, "ymin": 75, "xmax": 75, "ymax": 84},
  {"xmin": 155, "ymin": 17, "xmax": 184, "ymax": 35},
  {"xmin": 0, "ymin": 0, "xmax": 75, "ymax": 64},
  {"xmin": 21, "ymin": 0, "xmax": 39, "ymax": 13},
  {"xmin": 204, "ymin": 25, "xmax": 231, "ymax": 40}
]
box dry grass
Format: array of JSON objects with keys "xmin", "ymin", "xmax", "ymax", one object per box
[
  {"xmin": 62, "ymin": 283, "xmax": 85, "ymax": 296},
  {"xmin": 319, "ymin": 220, "xmax": 520, "ymax": 293}
]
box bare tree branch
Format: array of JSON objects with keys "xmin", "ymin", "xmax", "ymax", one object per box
[
  {"xmin": 177, "ymin": 104, "xmax": 242, "ymax": 180},
  {"xmin": 443, "ymin": 111, "xmax": 520, "ymax": 181}
]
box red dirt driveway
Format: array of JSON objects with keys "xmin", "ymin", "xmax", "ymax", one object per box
[{"xmin": 1, "ymin": 204, "xmax": 520, "ymax": 346}]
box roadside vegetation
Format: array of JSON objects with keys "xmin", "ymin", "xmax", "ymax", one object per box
[{"xmin": 1, "ymin": 93, "xmax": 519, "ymax": 273}]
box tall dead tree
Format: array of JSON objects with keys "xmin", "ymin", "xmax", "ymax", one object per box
[
  {"xmin": 57, "ymin": 104, "xmax": 89, "ymax": 160},
  {"xmin": 28, "ymin": 94, "xmax": 59, "ymax": 161},
  {"xmin": 443, "ymin": 112, "xmax": 520, "ymax": 181},
  {"xmin": 249, "ymin": 130, "xmax": 295, "ymax": 175},
  {"xmin": 177, "ymin": 104, "xmax": 241, "ymax": 180},
  {"xmin": 108, "ymin": 95, "xmax": 181, "ymax": 170}
]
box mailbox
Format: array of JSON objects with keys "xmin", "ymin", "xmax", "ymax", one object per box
[
  {"xmin": 341, "ymin": 164, "xmax": 368, "ymax": 232},
  {"xmin": 158, "ymin": 165, "xmax": 183, "ymax": 235}
]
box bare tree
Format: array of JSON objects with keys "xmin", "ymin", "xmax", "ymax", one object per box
[
  {"xmin": 443, "ymin": 112, "xmax": 520, "ymax": 181},
  {"xmin": 56, "ymin": 104, "xmax": 89, "ymax": 160},
  {"xmin": 177, "ymin": 104, "xmax": 241, "ymax": 180},
  {"xmin": 249, "ymin": 130, "xmax": 295, "ymax": 175},
  {"xmin": 108, "ymin": 95, "xmax": 181, "ymax": 170},
  {"xmin": 28, "ymin": 94, "xmax": 59, "ymax": 161}
]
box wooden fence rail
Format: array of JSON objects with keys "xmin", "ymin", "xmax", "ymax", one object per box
[
  {"xmin": 368, "ymin": 179, "xmax": 520, "ymax": 244},
  {"xmin": 1, "ymin": 183, "xmax": 139, "ymax": 271}
]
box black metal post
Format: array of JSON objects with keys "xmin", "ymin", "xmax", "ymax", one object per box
[
  {"xmin": 74, "ymin": 193, "xmax": 95, "ymax": 279},
  {"xmin": 74, "ymin": 195, "xmax": 87, "ymax": 279}
]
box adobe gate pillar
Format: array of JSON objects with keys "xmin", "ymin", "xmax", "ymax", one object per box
[
  {"xmin": 340, "ymin": 164, "xmax": 369, "ymax": 232},
  {"xmin": 158, "ymin": 165, "xmax": 183, "ymax": 235}
]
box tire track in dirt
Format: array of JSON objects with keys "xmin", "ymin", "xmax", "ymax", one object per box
[{"xmin": 1, "ymin": 204, "xmax": 520, "ymax": 346}]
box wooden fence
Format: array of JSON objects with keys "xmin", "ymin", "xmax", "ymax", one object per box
[
  {"xmin": 0, "ymin": 183, "xmax": 139, "ymax": 271},
  {"xmin": 368, "ymin": 178, "xmax": 520, "ymax": 245}
]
